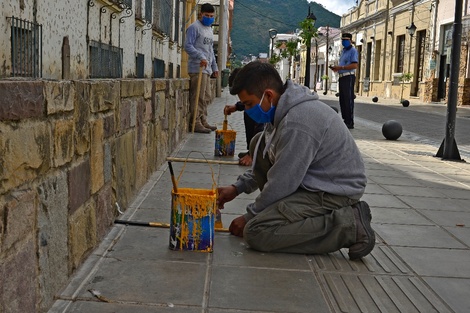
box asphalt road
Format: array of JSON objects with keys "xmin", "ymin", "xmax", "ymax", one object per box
[{"xmin": 321, "ymin": 98, "xmax": 470, "ymax": 150}]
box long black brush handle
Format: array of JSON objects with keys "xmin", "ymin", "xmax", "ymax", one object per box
[{"xmin": 167, "ymin": 161, "xmax": 178, "ymax": 193}]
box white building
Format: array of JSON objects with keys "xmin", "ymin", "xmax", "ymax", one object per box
[{"xmin": 0, "ymin": 0, "xmax": 231, "ymax": 81}]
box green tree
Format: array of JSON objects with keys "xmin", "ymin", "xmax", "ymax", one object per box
[
  {"xmin": 275, "ymin": 38, "xmax": 300, "ymax": 79},
  {"xmin": 298, "ymin": 18, "xmax": 318, "ymax": 87}
]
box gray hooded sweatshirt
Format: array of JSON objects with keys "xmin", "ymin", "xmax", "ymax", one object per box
[
  {"xmin": 233, "ymin": 80, "xmax": 366, "ymax": 220},
  {"xmin": 184, "ymin": 19, "xmax": 218, "ymax": 75}
]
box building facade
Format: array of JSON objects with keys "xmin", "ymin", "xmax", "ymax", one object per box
[
  {"xmin": 1, "ymin": 0, "xmax": 231, "ymax": 81},
  {"xmin": 340, "ymin": 0, "xmax": 470, "ymax": 105}
]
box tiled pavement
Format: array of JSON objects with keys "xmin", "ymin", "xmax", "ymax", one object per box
[{"xmin": 49, "ymin": 90, "xmax": 470, "ymax": 313}]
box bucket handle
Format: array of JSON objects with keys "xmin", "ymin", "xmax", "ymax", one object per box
[{"xmin": 176, "ymin": 151, "xmax": 217, "ymax": 190}]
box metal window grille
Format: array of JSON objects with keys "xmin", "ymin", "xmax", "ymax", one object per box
[
  {"xmin": 153, "ymin": 58, "xmax": 165, "ymax": 78},
  {"xmin": 174, "ymin": 0, "xmax": 180, "ymax": 42},
  {"xmin": 136, "ymin": 0, "xmax": 142, "ymax": 19},
  {"xmin": 396, "ymin": 35, "xmax": 405, "ymax": 73},
  {"xmin": 136, "ymin": 53, "xmax": 145, "ymax": 78},
  {"xmin": 416, "ymin": 30, "xmax": 426, "ymax": 83},
  {"xmin": 153, "ymin": 0, "xmax": 172, "ymax": 36},
  {"xmin": 169, "ymin": 62, "xmax": 173, "ymax": 78},
  {"xmin": 89, "ymin": 40, "xmax": 123, "ymax": 78},
  {"xmin": 121, "ymin": 0, "xmax": 132, "ymax": 8},
  {"xmin": 145, "ymin": 0, "xmax": 152, "ymax": 21},
  {"xmin": 8, "ymin": 16, "xmax": 42, "ymax": 78}
]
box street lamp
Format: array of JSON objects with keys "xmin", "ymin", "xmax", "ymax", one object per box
[
  {"xmin": 304, "ymin": 6, "xmax": 316, "ymax": 88},
  {"xmin": 406, "ymin": 22, "xmax": 417, "ymax": 37},
  {"xmin": 269, "ymin": 28, "xmax": 278, "ymax": 58}
]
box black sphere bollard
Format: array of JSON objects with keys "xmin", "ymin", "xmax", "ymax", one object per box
[
  {"xmin": 401, "ymin": 100, "xmax": 410, "ymax": 107},
  {"xmin": 353, "ymin": 94, "xmax": 356, "ymax": 99},
  {"xmin": 335, "ymin": 92, "xmax": 340, "ymax": 97},
  {"xmin": 372, "ymin": 96, "xmax": 378, "ymax": 102},
  {"xmin": 382, "ymin": 120, "xmax": 403, "ymax": 140},
  {"xmin": 323, "ymin": 91, "xmax": 327, "ymax": 95}
]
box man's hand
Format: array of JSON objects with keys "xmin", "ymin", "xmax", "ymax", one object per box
[
  {"xmin": 216, "ymin": 185, "xmax": 238, "ymax": 209},
  {"xmin": 229, "ymin": 215, "xmax": 247, "ymax": 237},
  {"xmin": 224, "ymin": 104, "xmax": 237, "ymax": 115},
  {"xmin": 200, "ymin": 59, "xmax": 208, "ymax": 67},
  {"xmin": 212, "ymin": 71, "xmax": 219, "ymax": 78}
]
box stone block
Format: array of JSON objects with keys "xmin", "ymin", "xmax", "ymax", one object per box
[
  {"xmin": 53, "ymin": 119, "xmax": 74, "ymax": 167},
  {"xmin": 89, "ymin": 80, "xmax": 120, "ymax": 113},
  {"xmin": 45, "ymin": 81, "xmax": 75, "ymax": 115},
  {"xmin": 90, "ymin": 119, "xmax": 104, "ymax": 194},
  {"xmin": 136, "ymin": 148, "xmax": 148, "ymax": 190},
  {"xmin": 95, "ymin": 184, "xmax": 114, "ymax": 241},
  {"xmin": 144, "ymin": 80, "xmax": 152, "ymax": 99},
  {"xmin": 103, "ymin": 113, "xmax": 115, "ymax": 138},
  {"xmin": 103, "ymin": 142, "xmax": 112, "ymax": 184},
  {"xmin": 155, "ymin": 79, "xmax": 167, "ymax": 92},
  {"xmin": 2, "ymin": 190, "xmax": 36, "ymax": 252},
  {"xmin": 0, "ymin": 81, "xmax": 44, "ymax": 121},
  {"xmin": 0, "ymin": 238, "xmax": 38, "ymax": 313},
  {"xmin": 0, "ymin": 122, "xmax": 50, "ymax": 193},
  {"xmin": 73, "ymin": 81, "xmax": 91, "ymax": 155},
  {"xmin": 120, "ymin": 79, "xmax": 144, "ymax": 98},
  {"xmin": 37, "ymin": 172, "xmax": 68, "ymax": 312},
  {"xmin": 155, "ymin": 91, "xmax": 166, "ymax": 120},
  {"xmin": 68, "ymin": 159, "xmax": 91, "ymax": 214},
  {"xmin": 119, "ymin": 97, "xmax": 137, "ymax": 131},
  {"xmin": 143, "ymin": 99, "xmax": 152, "ymax": 123},
  {"xmin": 68, "ymin": 201, "xmax": 96, "ymax": 272},
  {"xmin": 146, "ymin": 124, "xmax": 158, "ymax": 173},
  {"xmin": 136, "ymin": 98, "xmax": 145, "ymax": 151},
  {"xmin": 113, "ymin": 132, "xmax": 136, "ymax": 208}
]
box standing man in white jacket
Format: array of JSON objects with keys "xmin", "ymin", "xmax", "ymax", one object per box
[{"xmin": 184, "ymin": 3, "xmax": 219, "ymax": 133}]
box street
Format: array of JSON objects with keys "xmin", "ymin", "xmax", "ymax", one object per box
[{"xmin": 321, "ymin": 95, "xmax": 470, "ymax": 157}]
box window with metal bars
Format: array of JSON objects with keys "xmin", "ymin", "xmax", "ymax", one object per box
[
  {"xmin": 153, "ymin": 0, "xmax": 172, "ymax": 36},
  {"xmin": 153, "ymin": 58, "xmax": 165, "ymax": 78},
  {"xmin": 89, "ymin": 40, "xmax": 123, "ymax": 78},
  {"xmin": 136, "ymin": 53, "xmax": 145, "ymax": 78},
  {"xmin": 396, "ymin": 35, "xmax": 405, "ymax": 73},
  {"xmin": 8, "ymin": 16, "xmax": 42, "ymax": 78}
]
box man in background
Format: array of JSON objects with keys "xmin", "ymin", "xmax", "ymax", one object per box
[
  {"xmin": 331, "ymin": 33, "xmax": 358, "ymax": 129},
  {"xmin": 184, "ymin": 3, "xmax": 219, "ymax": 133}
]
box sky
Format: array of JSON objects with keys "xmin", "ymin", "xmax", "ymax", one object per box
[{"xmin": 309, "ymin": 0, "xmax": 357, "ymax": 16}]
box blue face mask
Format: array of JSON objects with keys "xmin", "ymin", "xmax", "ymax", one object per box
[
  {"xmin": 342, "ymin": 40, "xmax": 351, "ymax": 48},
  {"xmin": 245, "ymin": 93, "xmax": 276, "ymax": 124},
  {"xmin": 201, "ymin": 16, "xmax": 215, "ymax": 26}
]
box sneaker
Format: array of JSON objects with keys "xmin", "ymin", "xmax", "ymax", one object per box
[
  {"xmin": 194, "ymin": 123, "xmax": 211, "ymax": 133},
  {"xmin": 348, "ymin": 201, "xmax": 375, "ymax": 260},
  {"xmin": 202, "ymin": 121, "xmax": 217, "ymax": 131}
]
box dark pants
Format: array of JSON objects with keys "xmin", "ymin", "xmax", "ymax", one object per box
[
  {"xmin": 339, "ymin": 75, "xmax": 356, "ymax": 127},
  {"xmin": 243, "ymin": 112, "xmax": 263, "ymax": 150},
  {"xmin": 243, "ymin": 132, "xmax": 358, "ymax": 254}
]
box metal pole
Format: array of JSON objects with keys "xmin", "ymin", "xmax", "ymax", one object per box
[
  {"xmin": 270, "ymin": 38, "xmax": 274, "ymax": 58},
  {"xmin": 436, "ymin": 0, "xmax": 463, "ymax": 160},
  {"xmin": 325, "ymin": 25, "xmax": 329, "ymax": 93},
  {"xmin": 216, "ymin": 0, "xmax": 227, "ymax": 97}
]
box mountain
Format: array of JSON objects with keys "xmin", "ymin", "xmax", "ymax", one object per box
[{"xmin": 231, "ymin": 0, "xmax": 341, "ymax": 60}]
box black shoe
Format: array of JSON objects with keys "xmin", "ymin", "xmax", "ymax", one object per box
[
  {"xmin": 348, "ymin": 201, "xmax": 375, "ymax": 260},
  {"xmin": 347, "ymin": 124, "xmax": 354, "ymax": 129},
  {"xmin": 238, "ymin": 151, "xmax": 249, "ymax": 158}
]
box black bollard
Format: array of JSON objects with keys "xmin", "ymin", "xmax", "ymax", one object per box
[
  {"xmin": 382, "ymin": 120, "xmax": 403, "ymax": 140},
  {"xmin": 372, "ymin": 96, "xmax": 378, "ymax": 103}
]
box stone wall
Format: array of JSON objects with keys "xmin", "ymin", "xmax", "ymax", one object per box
[{"xmin": 0, "ymin": 78, "xmax": 190, "ymax": 312}]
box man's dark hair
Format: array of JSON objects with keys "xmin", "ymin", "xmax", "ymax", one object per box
[
  {"xmin": 230, "ymin": 62, "xmax": 284, "ymax": 98},
  {"xmin": 201, "ymin": 3, "xmax": 215, "ymax": 13},
  {"xmin": 228, "ymin": 68, "xmax": 241, "ymax": 87}
]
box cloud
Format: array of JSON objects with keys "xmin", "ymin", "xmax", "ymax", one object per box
[{"xmin": 309, "ymin": 0, "xmax": 356, "ymax": 16}]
